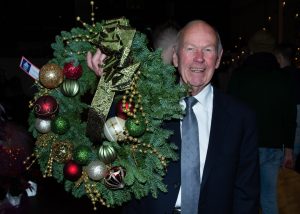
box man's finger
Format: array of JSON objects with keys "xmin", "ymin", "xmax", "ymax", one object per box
[{"xmin": 86, "ymin": 51, "xmax": 93, "ymax": 69}]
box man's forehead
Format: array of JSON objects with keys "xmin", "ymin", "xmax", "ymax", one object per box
[{"xmin": 181, "ymin": 35, "xmax": 218, "ymax": 48}]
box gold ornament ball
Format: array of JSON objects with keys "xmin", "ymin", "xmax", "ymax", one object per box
[
  {"xmin": 86, "ymin": 160, "xmax": 108, "ymax": 181},
  {"xmin": 39, "ymin": 63, "xmax": 64, "ymax": 89},
  {"xmin": 104, "ymin": 117, "xmax": 126, "ymax": 142},
  {"xmin": 51, "ymin": 141, "xmax": 73, "ymax": 163}
]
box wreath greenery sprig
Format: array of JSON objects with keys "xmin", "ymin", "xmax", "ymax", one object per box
[{"xmin": 27, "ymin": 17, "xmax": 185, "ymax": 210}]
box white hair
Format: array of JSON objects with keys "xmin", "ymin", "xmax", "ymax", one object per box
[{"xmin": 153, "ymin": 26, "xmax": 178, "ymax": 51}]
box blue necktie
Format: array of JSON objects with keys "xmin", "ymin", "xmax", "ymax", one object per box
[{"xmin": 181, "ymin": 96, "xmax": 200, "ymax": 214}]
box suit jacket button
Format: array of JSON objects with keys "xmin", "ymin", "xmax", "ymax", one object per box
[{"xmin": 173, "ymin": 183, "xmax": 179, "ymax": 189}]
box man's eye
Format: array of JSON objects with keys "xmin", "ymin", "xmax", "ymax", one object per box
[
  {"xmin": 186, "ymin": 47, "xmax": 195, "ymax": 51},
  {"xmin": 204, "ymin": 47, "xmax": 217, "ymax": 53}
]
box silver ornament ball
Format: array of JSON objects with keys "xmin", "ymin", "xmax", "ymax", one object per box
[
  {"xmin": 35, "ymin": 118, "xmax": 52, "ymax": 133},
  {"xmin": 104, "ymin": 116, "xmax": 126, "ymax": 142},
  {"xmin": 98, "ymin": 144, "xmax": 117, "ymax": 164},
  {"xmin": 86, "ymin": 160, "xmax": 108, "ymax": 181}
]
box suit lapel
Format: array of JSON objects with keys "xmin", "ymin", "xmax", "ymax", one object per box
[{"xmin": 200, "ymin": 89, "xmax": 231, "ymax": 189}]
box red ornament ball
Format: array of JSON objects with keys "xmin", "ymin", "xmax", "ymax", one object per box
[
  {"xmin": 116, "ymin": 99, "xmax": 134, "ymax": 120},
  {"xmin": 63, "ymin": 62, "xmax": 83, "ymax": 80},
  {"xmin": 63, "ymin": 160, "xmax": 82, "ymax": 181},
  {"xmin": 34, "ymin": 95, "xmax": 58, "ymax": 119}
]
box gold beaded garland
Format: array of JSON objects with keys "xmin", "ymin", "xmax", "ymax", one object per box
[
  {"xmin": 80, "ymin": 171, "xmax": 107, "ymax": 210},
  {"xmin": 27, "ymin": 14, "xmax": 185, "ymax": 210}
]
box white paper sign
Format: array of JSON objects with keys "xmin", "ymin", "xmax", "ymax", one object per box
[{"xmin": 19, "ymin": 56, "xmax": 40, "ymax": 80}]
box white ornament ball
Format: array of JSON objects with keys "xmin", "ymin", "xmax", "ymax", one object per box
[
  {"xmin": 86, "ymin": 160, "xmax": 108, "ymax": 181},
  {"xmin": 35, "ymin": 118, "xmax": 51, "ymax": 133},
  {"xmin": 104, "ymin": 116, "xmax": 126, "ymax": 142}
]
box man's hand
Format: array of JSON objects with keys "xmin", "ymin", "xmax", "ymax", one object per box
[
  {"xmin": 282, "ymin": 148, "xmax": 294, "ymax": 169},
  {"xmin": 86, "ymin": 48, "xmax": 107, "ymax": 76}
]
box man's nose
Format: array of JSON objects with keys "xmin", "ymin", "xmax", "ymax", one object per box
[{"xmin": 193, "ymin": 50, "xmax": 204, "ymax": 63}]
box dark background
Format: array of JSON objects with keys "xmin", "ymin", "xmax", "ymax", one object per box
[
  {"xmin": 0, "ymin": 0, "xmax": 299, "ymax": 99},
  {"xmin": 1, "ymin": 0, "xmax": 299, "ymax": 57}
]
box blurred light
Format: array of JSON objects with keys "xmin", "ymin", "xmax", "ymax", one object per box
[
  {"xmin": 268, "ymin": 16, "xmax": 272, "ymax": 21},
  {"xmin": 282, "ymin": 1, "xmax": 286, "ymax": 7}
]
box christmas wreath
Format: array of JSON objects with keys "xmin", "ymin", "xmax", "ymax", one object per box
[{"xmin": 27, "ymin": 17, "xmax": 185, "ymax": 210}]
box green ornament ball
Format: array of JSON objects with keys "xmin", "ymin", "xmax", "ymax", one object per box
[
  {"xmin": 51, "ymin": 116, "xmax": 70, "ymax": 134},
  {"xmin": 61, "ymin": 79, "xmax": 79, "ymax": 97},
  {"xmin": 125, "ymin": 118, "xmax": 146, "ymax": 137},
  {"xmin": 73, "ymin": 145, "xmax": 92, "ymax": 165},
  {"xmin": 98, "ymin": 144, "xmax": 117, "ymax": 164}
]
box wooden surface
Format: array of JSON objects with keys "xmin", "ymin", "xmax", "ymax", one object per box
[{"xmin": 278, "ymin": 168, "xmax": 300, "ymax": 214}]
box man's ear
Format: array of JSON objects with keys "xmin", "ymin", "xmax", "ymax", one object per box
[
  {"xmin": 276, "ymin": 54, "xmax": 284, "ymax": 68},
  {"xmin": 173, "ymin": 48, "xmax": 179, "ymax": 67},
  {"xmin": 215, "ymin": 49, "xmax": 223, "ymax": 69}
]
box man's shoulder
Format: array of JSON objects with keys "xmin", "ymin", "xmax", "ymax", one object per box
[{"xmin": 214, "ymin": 88, "xmax": 255, "ymax": 116}]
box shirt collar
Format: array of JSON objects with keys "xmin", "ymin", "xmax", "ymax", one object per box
[
  {"xmin": 194, "ymin": 84, "xmax": 213, "ymax": 111},
  {"xmin": 180, "ymin": 84, "xmax": 214, "ymax": 111}
]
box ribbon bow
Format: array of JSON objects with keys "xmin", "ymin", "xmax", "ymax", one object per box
[{"xmin": 87, "ymin": 18, "xmax": 140, "ymax": 142}]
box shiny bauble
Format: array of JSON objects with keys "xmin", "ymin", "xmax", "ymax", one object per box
[
  {"xmin": 86, "ymin": 160, "xmax": 108, "ymax": 181},
  {"xmin": 104, "ymin": 166, "xmax": 126, "ymax": 189},
  {"xmin": 51, "ymin": 116, "xmax": 70, "ymax": 135},
  {"xmin": 125, "ymin": 118, "xmax": 146, "ymax": 137},
  {"xmin": 63, "ymin": 62, "xmax": 83, "ymax": 80},
  {"xmin": 61, "ymin": 79, "xmax": 79, "ymax": 97},
  {"xmin": 98, "ymin": 144, "xmax": 117, "ymax": 164},
  {"xmin": 39, "ymin": 63, "xmax": 64, "ymax": 89},
  {"xmin": 116, "ymin": 99, "xmax": 134, "ymax": 120},
  {"xmin": 73, "ymin": 145, "xmax": 92, "ymax": 165},
  {"xmin": 104, "ymin": 117, "xmax": 126, "ymax": 142},
  {"xmin": 34, "ymin": 95, "xmax": 58, "ymax": 119},
  {"xmin": 51, "ymin": 141, "xmax": 73, "ymax": 163},
  {"xmin": 63, "ymin": 160, "xmax": 82, "ymax": 181},
  {"xmin": 35, "ymin": 118, "xmax": 51, "ymax": 133}
]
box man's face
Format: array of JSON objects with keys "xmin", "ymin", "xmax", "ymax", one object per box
[{"xmin": 173, "ymin": 22, "xmax": 223, "ymax": 95}]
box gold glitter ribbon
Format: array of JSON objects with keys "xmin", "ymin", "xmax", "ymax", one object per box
[{"xmin": 87, "ymin": 18, "xmax": 140, "ymax": 143}]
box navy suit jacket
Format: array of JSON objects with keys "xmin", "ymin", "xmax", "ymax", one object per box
[{"xmin": 122, "ymin": 87, "xmax": 260, "ymax": 214}]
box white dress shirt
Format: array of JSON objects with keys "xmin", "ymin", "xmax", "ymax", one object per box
[{"xmin": 175, "ymin": 84, "xmax": 213, "ymax": 208}]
